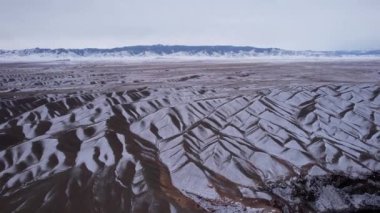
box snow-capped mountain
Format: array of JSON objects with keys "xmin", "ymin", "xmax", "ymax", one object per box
[{"xmin": 1, "ymin": 45, "xmax": 380, "ymax": 60}]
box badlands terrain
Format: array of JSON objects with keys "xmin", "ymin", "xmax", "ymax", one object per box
[{"xmin": 0, "ymin": 59, "xmax": 380, "ymax": 212}]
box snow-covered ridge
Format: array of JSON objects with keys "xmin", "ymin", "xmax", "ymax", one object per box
[
  {"xmin": 1, "ymin": 45, "xmax": 380, "ymax": 60},
  {"xmin": 1, "ymin": 61, "xmax": 380, "ymax": 212}
]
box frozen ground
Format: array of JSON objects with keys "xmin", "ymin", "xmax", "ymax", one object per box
[{"xmin": 0, "ymin": 60, "xmax": 380, "ymax": 212}]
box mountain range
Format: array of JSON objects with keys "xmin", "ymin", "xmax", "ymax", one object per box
[{"xmin": 1, "ymin": 45, "xmax": 380, "ymax": 59}]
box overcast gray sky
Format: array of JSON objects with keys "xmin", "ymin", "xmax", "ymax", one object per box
[{"xmin": 0, "ymin": 0, "xmax": 379, "ymax": 50}]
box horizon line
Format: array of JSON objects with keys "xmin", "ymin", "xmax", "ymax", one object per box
[{"xmin": 1, "ymin": 44, "xmax": 379, "ymax": 53}]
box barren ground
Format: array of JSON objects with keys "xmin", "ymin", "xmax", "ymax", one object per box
[{"xmin": 0, "ymin": 60, "xmax": 380, "ymax": 212}]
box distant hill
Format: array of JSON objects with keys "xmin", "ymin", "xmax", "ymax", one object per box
[{"xmin": 1, "ymin": 45, "xmax": 380, "ymax": 59}]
